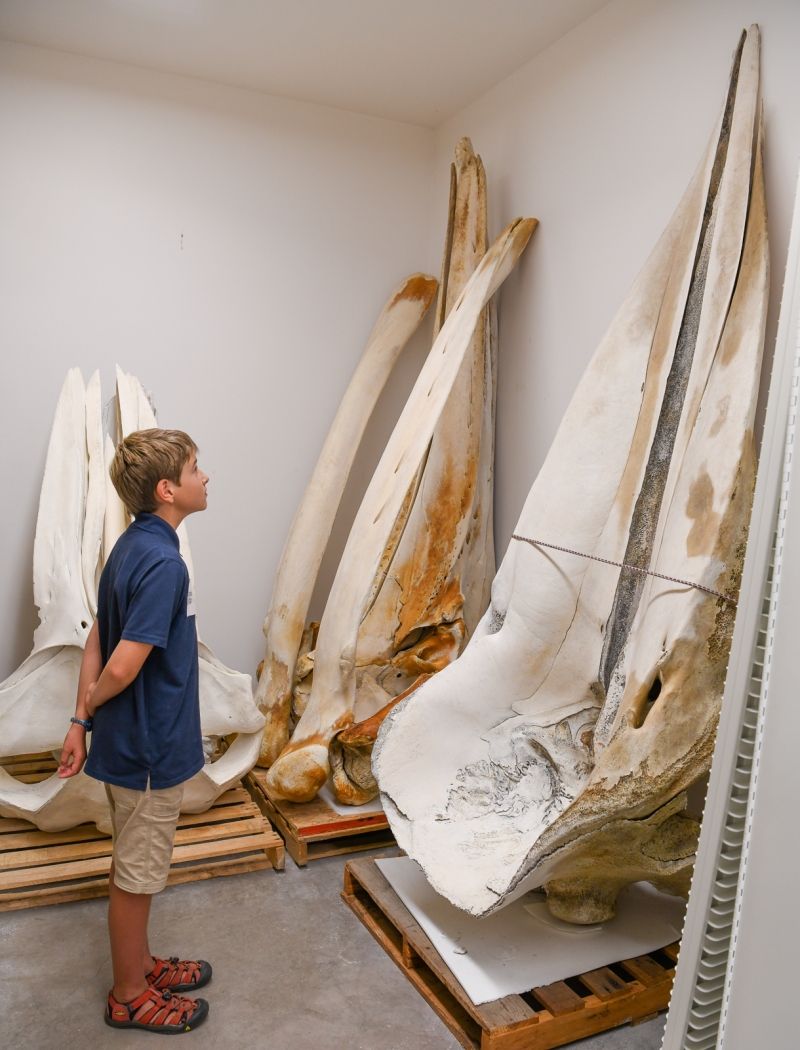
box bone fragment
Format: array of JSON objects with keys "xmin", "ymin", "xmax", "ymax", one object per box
[
  {"xmin": 330, "ymin": 675, "xmax": 431, "ymax": 805},
  {"xmin": 374, "ymin": 27, "xmax": 767, "ymax": 920},
  {"xmin": 82, "ymin": 371, "xmax": 105, "ymax": 617},
  {"xmin": 266, "ymin": 215, "xmax": 536, "ymax": 802},
  {"xmin": 0, "ymin": 369, "xmax": 110, "ymax": 829},
  {"xmin": 103, "ymin": 432, "xmax": 128, "ymax": 560},
  {"xmin": 255, "ymin": 275, "xmax": 438, "ymax": 767}
]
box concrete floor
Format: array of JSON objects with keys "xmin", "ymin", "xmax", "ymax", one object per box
[{"xmin": 0, "ymin": 846, "xmax": 667, "ymax": 1050}]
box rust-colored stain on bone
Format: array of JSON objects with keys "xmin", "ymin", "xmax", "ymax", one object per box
[
  {"xmin": 337, "ymin": 674, "xmax": 431, "ymax": 747},
  {"xmin": 389, "ymin": 274, "xmax": 438, "ymax": 309},
  {"xmin": 394, "ymin": 443, "xmax": 480, "ymax": 643}
]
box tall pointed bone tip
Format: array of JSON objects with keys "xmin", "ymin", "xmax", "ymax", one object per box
[{"xmin": 484, "ymin": 216, "xmax": 538, "ymax": 300}]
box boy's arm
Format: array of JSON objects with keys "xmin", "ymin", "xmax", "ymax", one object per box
[
  {"xmin": 75, "ymin": 620, "xmax": 103, "ymax": 720},
  {"xmin": 58, "ymin": 625, "xmax": 153, "ymax": 779},
  {"xmin": 85, "ymin": 638, "xmax": 153, "ymax": 714}
]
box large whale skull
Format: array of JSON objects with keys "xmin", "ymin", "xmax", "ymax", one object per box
[
  {"xmin": 0, "ymin": 368, "xmax": 264, "ymax": 832},
  {"xmin": 375, "ymin": 27, "xmax": 768, "ymax": 922}
]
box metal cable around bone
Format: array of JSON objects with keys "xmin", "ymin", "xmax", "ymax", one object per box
[{"xmin": 511, "ymin": 535, "xmax": 737, "ymax": 606}]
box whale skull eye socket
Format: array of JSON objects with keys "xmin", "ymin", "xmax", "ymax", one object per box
[{"xmin": 635, "ymin": 676, "xmax": 662, "ymax": 729}]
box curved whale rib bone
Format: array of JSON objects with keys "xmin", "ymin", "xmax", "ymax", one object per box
[
  {"xmin": 254, "ymin": 273, "xmax": 438, "ymax": 767},
  {"xmin": 512, "ymin": 535, "xmax": 738, "ymax": 605}
]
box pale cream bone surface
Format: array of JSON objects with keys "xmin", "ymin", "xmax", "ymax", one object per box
[
  {"xmin": 266, "ymin": 213, "xmax": 537, "ymax": 803},
  {"xmin": 255, "ymin": 274, "xmax": 438, "ymax": 768},
  {"xmin": 0, "ymin": 369, "xmax": 265, "ymax": 832},
  {"xmin": 374, "ymin": 26, "xmax": 768, "ymax": 921},
  {"xmin": 328, "ymin": 139, "xmax": 500, "ymax": 805}
]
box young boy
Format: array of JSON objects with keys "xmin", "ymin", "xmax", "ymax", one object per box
[{"xmin": 59, "ymin": 428, "xmax": 212, "ymax": 1034}]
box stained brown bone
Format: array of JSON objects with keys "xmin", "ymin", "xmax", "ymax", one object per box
[{"xmin": 330, "ymin": 675, "xmax": 431, "ymax": 805}]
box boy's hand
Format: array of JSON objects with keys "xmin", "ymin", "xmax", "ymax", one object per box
[{"xmin": 58, "ymin": 724, "xmax": 88, "ymax": 778}]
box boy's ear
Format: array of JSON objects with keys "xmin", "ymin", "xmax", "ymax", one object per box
[{"xmin": 154, "ymin": 478, "xmax": 175, "ymax": 505}]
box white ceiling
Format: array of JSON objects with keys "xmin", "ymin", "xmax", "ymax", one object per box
[{"xmin": 0, "ymin": 0, "xmax": 609, "ymax": 127}]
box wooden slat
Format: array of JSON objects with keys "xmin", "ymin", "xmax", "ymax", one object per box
[
  {"xmin": 306, "ymin": 829, "xmax": 396, "ymax": 861},
  {"xmin": 0, "ymin": 751, "xmax": 56, "ymax": 765},
  {"xmin": 662, "ymin": 942, "xmax": 680, "ymax": 963},
  {"xmin": 1, "ymin": 853, "xmax": 110, "ymax": 890},
  {"xmin": 0, "ymin": 837, "xmax": 112, "ymax": 872},
  {"xmin": 174, "ymin": 802, "xmax": 256, "ymax": 828},
  {"xmin": 579, "ymin": 967, "xmax": 630, "ymax": 1001},
  {"xmin": 0, "ymin": 825, "xmax": 108, "ymax": 850},
  {"xmin": 0, "ymin": 801, "xmax": 262, "ymax": 852},
  {"xmin": 341, "ymin": 877, "xmax": 483, "ymax": 1049},
  {"xmin": 0, "ymin": 759, "xmax": 58, "ymax": 775},
  {"xmin": 620, "ymin": 953, "xmax": 669, "ymax": 987},
  {"xmin": 171, "ymin": 831, "xmax": 275, "ymax": 865},
  {"xmin": 0, "ymin": 818, "xmax": 38, "ymax": 834},
  {"xmin": 532, "ymin": 981, "xmax": 585, "ymax": 1017}
]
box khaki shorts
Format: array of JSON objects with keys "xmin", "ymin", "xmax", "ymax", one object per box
[{"xmin": 104, "ymin": 781, "xmax": 184, "ymax": 895}]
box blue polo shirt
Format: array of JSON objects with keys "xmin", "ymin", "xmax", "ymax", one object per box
[{"xmin": 85, "ymin": 513, "xmax": 204, "ymax": 791}]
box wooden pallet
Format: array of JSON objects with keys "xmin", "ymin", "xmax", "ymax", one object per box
[
  {"xmin": 246, "ymin": 768, "xmax": 395, "ymax": 866},
  {"xmin": 0, "ymin": 755, "xmax": 284, "ymax": 912},
  {"xmin": 342, "ymin": 857, "xmax": 678, "ymax": 1050}
]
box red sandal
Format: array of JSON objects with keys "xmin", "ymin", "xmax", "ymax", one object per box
[
  {"xmin": 105, "ymin": 986, "xmax": 209, "ymax": 1033},
  {"xmin": 148, "ymin": 956, "xmax": 212, "ymax": 993}
]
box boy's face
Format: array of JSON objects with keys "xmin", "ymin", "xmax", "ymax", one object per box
[
  {"xmin": 152, "ymin": 451, "xmax": 208, "ymax": 524},
  {"xmin": 173, "ymin": 453, "xmax": 208, "ymax": 514}
]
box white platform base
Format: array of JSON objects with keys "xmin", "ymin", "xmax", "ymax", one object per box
[{"xmin": 317, "ymin": 778, "xmax": 384, "ymax": 816}]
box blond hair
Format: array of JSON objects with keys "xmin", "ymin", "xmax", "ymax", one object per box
[{"xmin": 110, "ymin": 429, "xmax": 198, "ymax": 515}]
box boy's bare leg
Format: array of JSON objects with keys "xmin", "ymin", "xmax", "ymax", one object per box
[
  {"xmin": 144, "ymin": 930, "xmax": 156, "ymax": 976},
  {"xmin": 108, "ymin": 860, "xmax": 154, "ymax": 1002}
]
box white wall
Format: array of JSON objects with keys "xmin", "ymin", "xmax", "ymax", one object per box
[
  {"xmin": 431, "ymin": 0, "xmax": 800, "ymax": 566},
  {"xmin": 0, "ymin": 40, "xmax": 435, "ymax": 681},
  {"xmin": 3, "ymin": 0, "xmax": 800, "ymax": 689}
]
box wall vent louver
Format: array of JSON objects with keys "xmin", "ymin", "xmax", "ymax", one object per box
[{"xmin": 681, "ymin": 313, "xmax": 800, "ymax": 1049}]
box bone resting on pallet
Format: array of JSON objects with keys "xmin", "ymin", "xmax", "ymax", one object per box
[
  {"xmin": 0, "ymin": 369, "xmax": 265, "ymax": 832},
  {"xmin": 375, "ymin": 25, "xmax": 769, "ymax": 921}
]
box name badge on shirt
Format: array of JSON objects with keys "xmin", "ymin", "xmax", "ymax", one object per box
[{"xmin": 187, "ymin": 582, "xmax": 196, "ymax": 617}]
